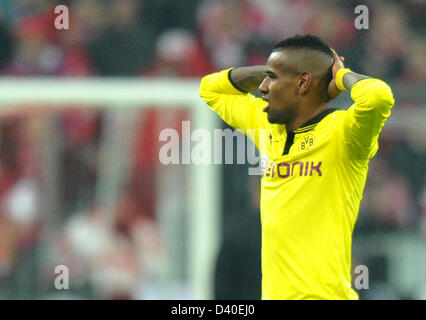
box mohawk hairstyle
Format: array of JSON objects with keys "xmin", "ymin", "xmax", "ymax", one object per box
[{"xmin": 272, "ymin": 34, "xmax": 333, "ymax": 57}]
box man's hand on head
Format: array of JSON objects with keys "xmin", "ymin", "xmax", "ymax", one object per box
[{"xmin": 327, "ymin": 49, "xmax": 345, "ymax": 100}]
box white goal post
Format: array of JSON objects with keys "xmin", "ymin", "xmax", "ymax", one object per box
[{"xmin": 0, "ymin": 77, "xmax": 220, "ymax": 299}]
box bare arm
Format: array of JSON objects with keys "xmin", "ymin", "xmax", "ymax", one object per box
[
  {"xmin": 342, "ymin": 71, "xmax": 370, "ymax": 90},
  {"xmin": 229, "ymin": 66, "xmax": 267, "ymax": 93}
]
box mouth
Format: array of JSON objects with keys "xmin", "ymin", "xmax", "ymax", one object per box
[{"xmin": 262, "ymin": 96, "xmax": 269, "ymax": 112}]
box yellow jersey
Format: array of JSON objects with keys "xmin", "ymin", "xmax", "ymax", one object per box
[{"xmin": 199, "ymin": 68, "xmax": 395, "ymax": 300}]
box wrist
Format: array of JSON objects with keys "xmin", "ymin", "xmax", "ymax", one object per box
[{"xmin": 335, "ymin": 68, "xmax": 352, "ymax": 91}]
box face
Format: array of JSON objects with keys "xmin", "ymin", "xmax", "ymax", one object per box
[{"xmin": 259, "ymin": 51, "xmax": 300, "ymax": 124}]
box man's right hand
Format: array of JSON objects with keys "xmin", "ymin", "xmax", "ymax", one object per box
[{"xmin": 327, "ymin": 49, "xmax": 345, "ymax": 100}]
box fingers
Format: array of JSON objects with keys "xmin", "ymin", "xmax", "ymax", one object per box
[{"xmin": 331, "ymin": 48, "xmax": 344, "ymax": 61}]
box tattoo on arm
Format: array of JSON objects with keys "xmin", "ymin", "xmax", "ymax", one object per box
[
  {"xmin": 342, "ymin": 71, "xmax": 371, "ymax": 90},
  {"xmin": 229, "ymin": 66, "xmax": 267, "ymax": 93}
]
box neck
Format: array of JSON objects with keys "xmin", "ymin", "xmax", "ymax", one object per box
[{"xmin": 287, "ymin": 102, "xmax": 329, "ymax": 132}]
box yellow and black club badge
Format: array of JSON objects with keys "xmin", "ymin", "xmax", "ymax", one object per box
[{"xmin": 299, "ymin": 133, "xmax": 315, "ymax": 151}]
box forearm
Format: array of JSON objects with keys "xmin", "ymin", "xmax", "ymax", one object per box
[
  {"xmin": 229, "ymin": 66, "xmax": 267, "ymax": 93},
  {"xmin": 337, "ymin": 68, "xmax": 394, "ymax": 111},
  {"xmin": 342, "ymin": 71, "xmax": 371, "ymax": 90}
]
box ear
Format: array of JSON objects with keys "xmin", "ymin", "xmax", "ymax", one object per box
[{"xmin": 297, "ymin": 72, "xmax": 313, "ymax": 95}]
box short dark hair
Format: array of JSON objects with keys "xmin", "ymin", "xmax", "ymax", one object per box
[{"xmin": 272, "ymin": 34, "xmax": 333, "ymax": 57}]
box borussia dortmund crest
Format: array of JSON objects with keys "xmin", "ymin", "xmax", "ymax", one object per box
[{"xmin": 299, "ymin": 134, "xmax": 315, "ymax": 151}]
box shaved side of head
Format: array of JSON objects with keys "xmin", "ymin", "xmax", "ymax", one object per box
[
  {"xmin": 272, "ymin": 48, "xmax": 334, "ymax": 99},
  {"xmin": 270, "ymin": 34, "xmax": 335, "ymax": 102}
]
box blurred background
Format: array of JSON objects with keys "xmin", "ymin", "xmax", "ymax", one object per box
[{"xmin": 0, "ymin": 0, "xmax": 424, "ymax": 300}]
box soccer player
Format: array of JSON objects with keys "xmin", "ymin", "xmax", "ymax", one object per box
[{"xmin": 199, "ymin": 34, "xmax": 395, "ymax": 300}]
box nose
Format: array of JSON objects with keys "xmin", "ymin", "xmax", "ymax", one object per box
[{"xmin": 259, "ymin": 77, "xmax": 270, "ymax": 95}]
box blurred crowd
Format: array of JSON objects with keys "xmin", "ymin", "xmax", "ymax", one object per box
[
  {"xmin": 0, "ymin": 0, "xmax": 424, "ymax": 80},
  {"xmin": 0, "ymin": 0, "xmax": 424, "ymax": 299}
]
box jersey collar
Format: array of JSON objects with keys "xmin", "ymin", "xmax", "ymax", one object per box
[{"xmin": 293, "ymin": 108, "xmax": 337, "ymax": 133}]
